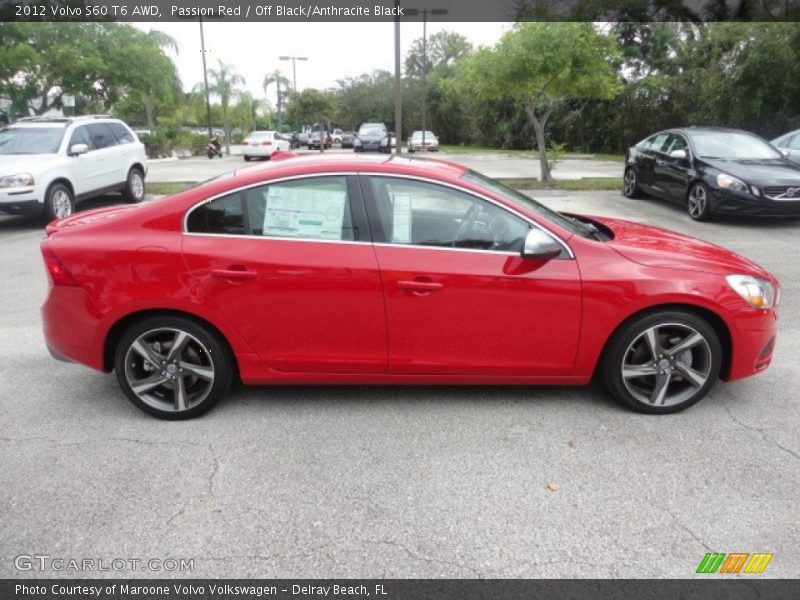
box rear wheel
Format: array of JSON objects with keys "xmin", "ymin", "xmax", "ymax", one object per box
[
  {"xmin": 687, "ymin": 182, "xmax": 714, "ymax": 221},
  {"xmin": 622, "ymin": 167, "xmax": 642, "ymax": 198},
  {"xmin": 602, "ymin": 310, "xmax": 722, "ymax": 414},
  {"xmin": 122, "ymin": 167, "xmax": 145, "ymax": 203},
  {"xmin": 243, "ymin": 155, "xmax": 251, "ymax": 161},
  {"xmin": 114, "ymin": 316, "xmax": 233, "ymax": 420},
  {"xmin": 43, "ymin": 183, "xmax": 75, "ymax": 221}
]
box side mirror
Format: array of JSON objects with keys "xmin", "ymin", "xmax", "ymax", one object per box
[
  {"xmin": 521, "ymin": 229, "xmax": 561, "ymax": 260},
  {"xmin": 69, "ymin": 143, "xmax": 89, "ymax": 156},
  {"xmin": 669, "ymin": 149, "xmax": 688, "ymax": 160}
]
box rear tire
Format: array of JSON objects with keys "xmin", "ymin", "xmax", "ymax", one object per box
[
  {"xmin": 122, "ymin": 167, "xmax": 145, "ymax": 203},
  {"xmin": 114, "ymin": 316, "xmax": 233, "ymax": 420},
  {"xmin": 602, "ymin": 310, "xmax": 722, "ymax": 414},
  {"xmin": 43, "ymin": 183, "xmax": 75, "ymax": 221}
]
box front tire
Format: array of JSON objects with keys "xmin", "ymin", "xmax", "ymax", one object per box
[
  {"xmin": 114, "ymin": 316, "xmax": 233, "ymax": 420},
  {"xmin": 243, "ymin": 155, "xmax": 251, "ymax": 161},
  {"xmin": 44, "ymin": 183, "xmax": 75, "ymax": 221},
  {"xmin": 122, "ymin": 167, "xmax": 145, "ymax": 203},
  {"xmin": 602, "ymin": 310, "xmax": 722, "ymax": 414},
  {"xmin": 687, "ymin": 182, "xmax": 714, "ymax": 221}
]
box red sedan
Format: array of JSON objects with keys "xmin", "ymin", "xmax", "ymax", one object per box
[{"xmin": 41, "ymin": 154, "xmax": 779, "ymax": 419}]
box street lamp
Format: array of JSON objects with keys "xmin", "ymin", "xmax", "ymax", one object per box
[
  {"xmin": 199, "ymin": 17, "xmax": 213, "ymax": 139},
  {"xmin": 279, "ymin": 55, "xmax": 308, "ymax": 93},
  {"xmin": 405, "ymin": 7, "xmax": 448, "ymax": 150}
]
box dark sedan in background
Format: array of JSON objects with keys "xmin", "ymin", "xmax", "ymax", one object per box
[
  {"xmin": 771, "ymin": 129, "xmax": 800, "ymax": 165},
  {"xmin": 624, "ymin": 127, "xmax": 800, "ymax": 221}
]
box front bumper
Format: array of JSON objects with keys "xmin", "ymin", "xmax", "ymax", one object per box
[
  {"xmin": 712, "ymin": 187, "xmax": 800, "ymax": 217},
  {"xmin": 0, "ymin": 187, "xmax": 43, "ymax": 215},
  {"xmin": 726, "ymin": 306, "xmax": 778, "ymax": 381}
]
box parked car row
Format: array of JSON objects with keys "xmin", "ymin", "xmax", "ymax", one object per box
[{"xmin": 624, "ymin": 126, "xmax": 800, "ymax": 221}]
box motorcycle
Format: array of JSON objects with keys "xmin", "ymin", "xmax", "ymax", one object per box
[{"xmin": 206, "ymin": 139, "xmax": 222, "ymax": 159}]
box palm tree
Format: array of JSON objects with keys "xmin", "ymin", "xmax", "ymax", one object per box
[
  {"xmin": 263, "ymin": 70, "xmax": 291, "ymax": 130},
  {"xmin": 206, "ymin": 60, "xmax": 245, "ymax": 155}
]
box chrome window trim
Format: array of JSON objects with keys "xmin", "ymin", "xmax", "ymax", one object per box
[{"xmin": 359, "ymin": 172, "xmax": 575, "ymax": 259}]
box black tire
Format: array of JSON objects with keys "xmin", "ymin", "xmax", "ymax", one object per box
[
  {"xmin": 687, "ymin": 182, "xmax": 714, "ymax": 221},
  {"xmin": 409, "ymin": 147, "xmax": 416, "ymax": 153},
  {"xmin": 602, "ymin": 310, "xmax": 722, "ymax": 414},
  {"xmin": 207, "ymin": 150, "xmax": 214, "ymax": 159},
  {"xmin": 622, "ymin": 167, "xmax": 643, "ymax": 198},
  {"xmin": 114, "ymin": 316, "xmax": 233, "ymax": 420},
  {"xmin": 122, "ymin": 167, "xmax": 145, "ymax": 203},
  {"xmin": 43, "ymin": 182, "xmax": 75, "ymax": 221},
  {"xmin": 243, "ymin": 155, "xmax": 251, "ymax": 161}
]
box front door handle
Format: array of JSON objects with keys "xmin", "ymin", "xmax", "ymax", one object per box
[
  {"xmin": 397, "ymin": 280, "xmax": 444, "ymax": 293},
  {"xmin": 211, "ymin": 267, "xmax": 257, "ymax": 281}
]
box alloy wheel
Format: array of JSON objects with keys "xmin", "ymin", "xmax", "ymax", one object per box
[
  {"xmin": 623, "ymin": 169, "xmax": 637, "ymax": 197},
  {"xmin": 621, "ymin": 322, "xmax": 713, "ymax": 407},
  {"xmin": 688, "ymin": 185, "xmax": 708, "ymax": 219}
]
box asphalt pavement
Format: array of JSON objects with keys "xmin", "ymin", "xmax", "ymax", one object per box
[{"xmin": 0, "ymin": 187, "xmax": 798, "ymax": 578}]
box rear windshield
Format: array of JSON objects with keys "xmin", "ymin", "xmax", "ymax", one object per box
[{"xmin": 0, "ymin": 127, "xmax": 65, "ymax": 154}]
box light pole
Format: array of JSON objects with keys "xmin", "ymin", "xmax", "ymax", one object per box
[
  {"xmin": 406, "ymin": 7, "xmax": 448, "ymax": 150},
  {"xmin": 393, "ymin": 1, "xmax": 402, "ymax": 155},
  {"xmin": 279, "ymin": 55, "xmax": 307, "ymax": 133},
  {"xmin": 199, "ymin": 17, "xmax": 213, "ymax": 139}
]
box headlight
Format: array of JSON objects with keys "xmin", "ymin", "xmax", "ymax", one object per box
[
  {"xmin": 354, "ymin": 138, "xmax": 362, "ymax": 146},
  {"xmin": 726, "ymin": 274, "xmax": 777, "ymax": 309},
  {"xmin": 717, "ymin": 173, "xmax": 749, "ymax": 193},
  {"xmin": 380, "ymin": 137, "xmax": 388, "ymax": 146},
  {"xmin": 0, "ymin": 173, "xmax": 34, "ymax": 188}
]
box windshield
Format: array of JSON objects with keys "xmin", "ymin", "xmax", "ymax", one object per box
[
  {"xmin": 689, "ymin": 131, "xmax": 782, "ymax": 159},
  {"xmin": 0, "ymin": 127, "xmax": 65, "ymax": 154},
  {"xmin": 412, "ymin": 131, "xmax": 436, "ymax": 139},
  {"xmin": 359, "ymin": 125, "xmax": 386, "ymax": 136},
  {"xmin": 461, "ymin": 170, "xmax": 587, "ymax": 237}
]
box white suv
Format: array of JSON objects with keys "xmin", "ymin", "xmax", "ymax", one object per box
[{"xmin": 0, "ymin": 115, "xmax": 148, "ymax": 221}]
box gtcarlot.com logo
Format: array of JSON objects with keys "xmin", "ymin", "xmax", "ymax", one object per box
[
  {"xmin": 14, "ymin": 554, "xmax": 194, "ymax": 572},
  {"xmin": 696, "ymin": 552, "xmax": 773, "ymax": 574}
]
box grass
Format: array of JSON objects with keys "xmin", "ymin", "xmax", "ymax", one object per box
[
  {"xmin": 439, "ymin": 144, "xmax": 625, "ymax": 162},
  {"xmin": 146, "ymin": 182, "xmax": 194, "ymax": 196},
  {"xmin": 499, "ymin": 177, "xmax": 623, "ymax": 191}
]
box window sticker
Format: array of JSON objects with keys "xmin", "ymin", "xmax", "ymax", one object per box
[
  {"xmin": 263, "ymin": 186, "xmax": 347, "ymax": 240},
  {"xmin": 392, "ymin": 193, "xmax": 412, "ymax": 243}
]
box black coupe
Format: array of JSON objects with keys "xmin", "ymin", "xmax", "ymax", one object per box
[{"xmin": 623, "ymin": 127, "xmax": 800, "ymax": 221}]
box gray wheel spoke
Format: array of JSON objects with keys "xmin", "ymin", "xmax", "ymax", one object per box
[
  {"xmin": 180, "ymin": 362, "xmax": 214, "ymax": 381},
  {"xmin": 130, "ymin": 373, "xmax": 168, "ymax": 395},
  {"xmin": 667, "ymin": 332, "xmax": 704, "ymax": 356},
  {"xmin": 623, "ymin": 364, "xmax": 659, "ymax": 379},
  {"xmin": 131, "ymin": 339, "xmax": 164, "ymax": 367},
  {"xmin": 650, "ymin": 373, "xmax": 672, "ymax": 405},
  {"xmin": 175, "ymin": 376, "xmax": 187, "ymax": 411},
  {"xmin": 166, "ymin": 331, "xmax": 190, "ymax": 362},
  {"xmin": 643, "ymin": 327, "xmax": 661, "ymax": 360},
  {"xmin": 675, "ymin": 361, "xmax": 707, "ymax": 388}
]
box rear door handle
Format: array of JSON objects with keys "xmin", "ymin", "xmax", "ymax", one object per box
[
  {"xmin": 397, "ymin": 280, "xmax": 444, "ymax": 292},
  {"xmin": 211, "ymin": 268, "xmax": 257, "ymax": 281}
]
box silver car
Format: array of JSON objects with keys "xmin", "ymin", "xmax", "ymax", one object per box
[
  {"xmin": 771, "ymin": 129, "xmax": 800, "ymax": 165},
  {"xmin": 408, "ymin": 130, "xmax": 439, "ymax": 153}
]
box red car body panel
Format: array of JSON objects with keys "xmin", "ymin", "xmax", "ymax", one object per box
[{"xmin": 41, "ymin": 154, "xmax": 778, "ymax": 389}]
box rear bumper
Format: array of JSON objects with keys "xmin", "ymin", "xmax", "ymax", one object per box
[{"xmin": 42, "ymin": 285, "xmax": 105, "ymax": 372}]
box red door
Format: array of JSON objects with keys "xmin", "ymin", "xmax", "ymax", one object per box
[
  {"xmin": 182, "ymin": 176, "xmax": 387, "ymax": 373},
  {"xmin": 363, "ymin": 175, "xmax": 581, "ymax": 376}
]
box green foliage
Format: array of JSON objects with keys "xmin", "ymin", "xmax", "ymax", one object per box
[{"xmin": 286, "ymin": 88, "xmax": 336, "ymax": 129}]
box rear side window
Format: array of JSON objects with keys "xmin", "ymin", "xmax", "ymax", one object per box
[
  {"xmin": 108, "ymin": 122, "xmax": 134, "ymax": 144},
  {"xmin": 87, "ymin": 123, "xmax": 118, "ymax": 149},
  {"xmin": 186, "ymin": 193, "xmax": 245, "ymax": 235}
]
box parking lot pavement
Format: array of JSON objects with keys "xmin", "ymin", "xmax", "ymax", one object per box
[
  {"xmin": 1, "ymin": 191, "xmax": 798, "ymax": 579},
  {"xmin": 146, "ymin": 148, "xmax": 622, "ymax": 183}
]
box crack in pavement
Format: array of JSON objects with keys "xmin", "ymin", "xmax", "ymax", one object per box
[
  {"xmin": 722, "ymin": 403, "xmax": 800, "ymax": 462},
  {"xmin": 359, "ymin": 538, "xmax": 482, "ymax": 578}
]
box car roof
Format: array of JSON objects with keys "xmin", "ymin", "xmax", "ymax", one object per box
[
  {"xmin": 232, "ymin": 153, "xmax": 467, "ymax": 179},
  {"xmin": 668, "ymin": 126, "xmax": 759, "ymax": 136}
]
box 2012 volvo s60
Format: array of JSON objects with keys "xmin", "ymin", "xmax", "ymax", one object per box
[{"xmin": 41, "ymin": 154, "xmax": 779, "ymax": 419}]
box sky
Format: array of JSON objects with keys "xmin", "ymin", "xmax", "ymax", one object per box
[{"xmin": 134, "ymin": 21, "xmax": 510, "ymax": 107}]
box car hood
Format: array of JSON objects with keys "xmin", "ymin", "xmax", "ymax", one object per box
[
  {"xmin": 590, "ymin": 216, "xmax": 773, "ymax": 279},
  {"xmin": 701, "ymin": 158, "xmax": 800, "ymax": 185},
  {"xmin": 0, "ymin": 154, "xmax": 58, "ymax": 174}
]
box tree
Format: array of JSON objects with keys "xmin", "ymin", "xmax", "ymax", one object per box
[
  {"xmin": 204, "ymin": 60, "xmax": 245, "ymax": 154},
  {"xmin": 286, "ymin": 88, "xmax": 335, "ymax": 130},
  {"xmin": 263, "ymin": 70, "xmax": 291, "ymax": 130},
  {"xmin": 404, "ymin": 31, "xmax": 473, "ymax": 80},
  {"xmin": 459, "ymin": 23, "xmax": 621, "ymax": 183},
  {"xmin": 333, "ymin": 70, "xmax": 394, "ymax": 130}
]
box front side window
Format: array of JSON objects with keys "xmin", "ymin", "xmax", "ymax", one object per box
[
  {"xmin": 367, "ymin": 176, "xmax": 529, "ymax": 252},
  {"xmin": 68, "ymin": 126, "xmax": 94, "ymax": 151},
  {"xmin": 788, "ymin": 135, "xmax": 800, "ymax": 150}
]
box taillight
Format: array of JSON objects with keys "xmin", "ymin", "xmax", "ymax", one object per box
[
  {"xmin": 41, "ymin": 242, "xmax": 78, "ymax": 287},
  {"xmin": 242, "ymin": 140, "xmax": 249, "ymax": 145},
  {"xmin": 262, "ymin": 141, "xmax": 272, "ymax": 146}
]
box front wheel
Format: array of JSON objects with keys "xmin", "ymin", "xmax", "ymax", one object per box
[
  {"xmin": 122, "ymin": 168, "xmax": 145, "ymax": 203},
  {"xmin": 687, "ymin": 182, "xmax": 714, "ymax": 221},
  {"xmin": 243, "ymin": 155, "xmax": 251, "ymax": 161},
  {"xmin": 114, "ymin": 316, "xmax": 233, "ymax": 420},
  {"xmin": 602, "ymin": 310, "xmax": 722, "ymax": 414},
  {"xmin": 44, "ymin": 183, "xmax": 75, "ymax": 221},
  {"xmin": 622, "ymin": 167, "xmax": 642, "ymax": 198}
]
